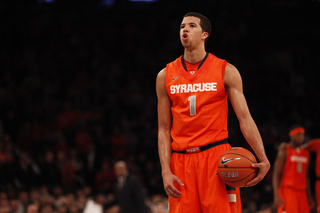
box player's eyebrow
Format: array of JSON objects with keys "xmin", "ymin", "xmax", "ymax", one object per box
[{"xmin": 181, "ymin": 22, "xmax": 198, "ymax": 27}]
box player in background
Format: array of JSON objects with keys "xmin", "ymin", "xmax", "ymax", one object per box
[
  {"xmin": 272, "ymin": 126, "xmax": 315, "ymax": 213},
  {"xmin": 156, "ymin": 12, "xmax": 270, "ymax": 213},
  {"xmin": 304, "ymin": 138, "xmax": 320, "ymax": 213}
]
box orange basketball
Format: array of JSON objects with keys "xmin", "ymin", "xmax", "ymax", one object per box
[{"xmin": 217, "ymin": 147, "xmax": 258, "ymax": 188}]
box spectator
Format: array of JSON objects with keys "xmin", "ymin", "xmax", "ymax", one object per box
[
  {"xmin": 0, "ymin": 151, "xmax": 19, "ymax": 189},
  {"xmin": 83, "ymin": 194, "xmax": 105, "ymax": 213},
  {"xmin": 110, "ymin": 127, "xmax": 127, "ymax": 161},
  {"xmin": 83, "ymin": 143, "xmax": 101, "ymax": 187},
  {"xmin": 105, "ymin": 161, "xmax": 148, "ymax": 213},
  {"xmin": 9, "ymin": 196, "xmax": 24, "ymax": 213},
  {"xmin": 60, "ymin": 154, "xmax": 77, "ymax": 190},
  {"xmin": 56, "ymin": 203, "xmax": 68, "ymax": 213},
  {"xmin": 26, "ymin": 204, "xmax": 39, "ymax": 213},
  {"xmin": 39, "ymin": 151, "xmax": 62, "ymax": 187},
  {"xmin": 68, "ymin": 202, "xmax": 80, "ymax": 213},
  {"xmin": 95, "ymin": 158, "xmax": 115, "ymax": 193},
  {"xmin": 18, "ymin": 191, "xmax": 30, "ymax": 211}
]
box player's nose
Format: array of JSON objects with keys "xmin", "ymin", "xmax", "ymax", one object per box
[{"xmin": 183, "ymin": 27, "xmax": 189, "ymax": 33}]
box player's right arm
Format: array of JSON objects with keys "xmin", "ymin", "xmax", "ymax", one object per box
[
  {"xmin": 156, "ymin": 68, "xmax": 184, "ymax": 198},
  {"xmin": 272, "ymin": 143, "xmax": 287, "ymax": 209}
]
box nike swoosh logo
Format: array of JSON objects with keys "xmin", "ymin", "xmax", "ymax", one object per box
[
  {"xmin": 172, "ymin": 75, "xmax": 181, "ymax": 81},
  {"xmin": 221, "ymin": 157, "xmax": 241, "ymax": 165}
]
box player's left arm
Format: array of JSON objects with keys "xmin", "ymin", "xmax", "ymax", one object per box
[{"xmin": 224, "ymin": 63, "xmax": 270, "ymax": 187}]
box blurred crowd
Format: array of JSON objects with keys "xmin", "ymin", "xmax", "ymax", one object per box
[
  {"xmin": 0, "ymin": 184, "xmax": 169, "ymax": 213},
  {"xmin": 0, "ymin": 0, "xmax": 320, "ymax": 212}
]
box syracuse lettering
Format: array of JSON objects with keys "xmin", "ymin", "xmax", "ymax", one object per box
[
  {"xmin": 290, "ymin": 155, "xmax": 308, "ymax": 163},
  {"xmin": 170, "ymin": 82, "xmax": 217, "ymax": 94}
]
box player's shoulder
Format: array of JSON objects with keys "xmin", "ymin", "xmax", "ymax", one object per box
[
  {"xmin": 158, "ymin": 55, "xmax": 181, "ymax": 75},
  {"xmin": 158, "ymin": 67, "xmax": 166, "ymax": 74},
  {"xmin": 208, "ymin": 52, "xmax": 223, "ymax": 60},
  {"xmin": 278, "ymin": 142, "xmax": 289, "ymax": 151},
  {"xmin": 157, "ymin": 67, "xmax": 166, "ymax": 77},
  {"xmin": 275, "ymin": 143, "xmax": 289, "ymax": 159},
  {"xmin": 207, "ymin": 53, "xmax": 228, "ymax": 67},
  {"xmin": 156, "ymin": 68, "xmax": 167, "ymax": 89}
]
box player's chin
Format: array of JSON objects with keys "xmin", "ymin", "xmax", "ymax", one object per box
[{"xmin": 182, "ymin": 42, "xmax": 192, "ymax": 48}]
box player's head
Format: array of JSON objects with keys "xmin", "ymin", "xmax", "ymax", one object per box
[
  {"xmin": 289, "ymin": 125, "xmax": 305, "ymax": 145},
  {"xmin": 183, "ymin": 12, "xmax": 212, "ymax": 42}
]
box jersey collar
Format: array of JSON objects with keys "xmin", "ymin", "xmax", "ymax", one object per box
[{"xmin": 181, "ymin": 52, "xmax": 209, "ymax": 72}]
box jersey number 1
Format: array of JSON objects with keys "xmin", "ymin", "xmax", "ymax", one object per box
[{"xmin": 188, "ymin": 95, "xmax": 196, "ymax": 116}]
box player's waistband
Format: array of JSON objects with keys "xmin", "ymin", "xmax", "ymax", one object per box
[{"xmin": 172, "ymin": 139, "xmax": 228, "ymax": 154}]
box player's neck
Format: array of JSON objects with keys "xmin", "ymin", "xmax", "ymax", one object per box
[
  {"xmin": 183, "ymin": 48, "xmax": 207, "ymax": 64},
  {"xmin": 289, "ymin": 141, "xmax": 301, "ymax": 148}
]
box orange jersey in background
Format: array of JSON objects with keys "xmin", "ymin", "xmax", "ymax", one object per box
[
  {"xmin": 277, "ymin": 145, "xmax": 310, "ymax": 213},
  {"xmin": 165, "ymin": 53, "xmax": 228, "ymax": 151},
  {"xmin": 307, "ymin": 139, "xmax": 320, "ymax": 213},
  {"xmin": 307, "ymin": 139, "xmax": 320, "ymax": 177},
  {"xmin": 280, "ymin": 145, "xmax": 310, "ymax": 190}
]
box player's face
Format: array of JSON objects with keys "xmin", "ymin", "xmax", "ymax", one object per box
[
  {"xmin": 292, "ymin": 132, "xmax": 305, "ymax": 145},
  {"xmin": 180, "ymin": 16, "xmax": 207, "ymax": 49}
]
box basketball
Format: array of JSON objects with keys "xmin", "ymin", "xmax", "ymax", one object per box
[{"xmin": 217, "ymin": 147, "xmax": 258, "ymax": 188}]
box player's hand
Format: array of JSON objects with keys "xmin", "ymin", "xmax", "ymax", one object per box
[
  {"xmin": 309, "ymin": 197, "xmax": 315, "ymax": 211},
  {"xmin": 162, "ymin": 171, "xmax": 184, "ymax": 198},
  {"xmin": 245, "ymin": 160, "xmax": 270, "ymax": 187},
  {"xmin": 272, "ymin": 195, "xmax": 284, "ymax": 209}
]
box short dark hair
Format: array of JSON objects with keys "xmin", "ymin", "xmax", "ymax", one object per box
[{"xmin": 183, "ymin": 12, "xmax": 212, "ymax": 42}]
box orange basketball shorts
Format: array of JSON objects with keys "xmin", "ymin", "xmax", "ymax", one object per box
[
  {"xmin": 277, "ymin": 186, "xmax": 309, "ymax": 213},
  {"xmin": 169, "ymin": 142, "xmax": 241, "ymax": 213}
]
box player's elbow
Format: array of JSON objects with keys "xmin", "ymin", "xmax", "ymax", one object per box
[{"xmin": 158, "ymin": 124, "xmax": 171, "ymax": 137}]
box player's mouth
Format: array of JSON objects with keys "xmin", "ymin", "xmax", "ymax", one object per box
[{"xmin": 182, "ymin": 33, "xmax": 188, "ymax": 41}]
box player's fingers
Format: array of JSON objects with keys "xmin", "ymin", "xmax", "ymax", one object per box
[
  {"xmin": 170, "ymin": 183, "xmax": 182, "ymax": 196},
  {"xmin": 251, "ymin": 162, "xmax": 266, "ymax": 171},
  {"xmin": 166, "ymin": 185, "xmax": 181, "ymax": 198},
  {"xmin": 245, "ymin": 171, "xmax": 264, "ymax": 186},
  {"xmin": 250, "ymin": 163, "xmax": 259, "ymax": 167},
  {"xmin": 252, "ymin": 162, "xmax": 270, "ymax": 177},
  {"xmin": 244, "ymin": 163, "xmax": 263, "ymax": 186},
  {"xmin": 174, "ymin": 176, "xmax": 184, "ymax": 186},
  {"xmin": 245, "ymin": 177, "xmax": 259, "ymax": 187},
  {"xmin": 310, "ymin": 200, "xmax": 315, "ymax": 210},
  {"xmin": 280, "ymin": 199, "xmax": 284, "ymax": 207},
  {"xmin": 253, "ymin": 161, "xmax": 271, "ymax": 170}
]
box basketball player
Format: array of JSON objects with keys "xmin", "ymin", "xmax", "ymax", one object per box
[
  {"xmin": 156, "ymin": 12, "xmax": 270, "ymax": 213},
  {"xmin": 272, "ymin": 126, "xmax": 315, "ymax": 213},
  {"xmin": 304, "ymin": 138, "xmax": 320, "ymax": 213}
]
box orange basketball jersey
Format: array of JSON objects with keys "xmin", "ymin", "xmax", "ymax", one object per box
[
  {"xmin": 280, "ymin": 145, "xmax": 310, "ymax": 190},
  {"xmin": 307, "ymin": 139, "xmax": 320, "ymax": 177},
  {"xmin": 165, "ymin": 53, "xmax": 228, "ymax": 151}
]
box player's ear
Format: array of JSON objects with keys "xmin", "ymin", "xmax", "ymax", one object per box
[{"xmin": 202, "ymin": 32, "xmax": 209, "ymax": 40}]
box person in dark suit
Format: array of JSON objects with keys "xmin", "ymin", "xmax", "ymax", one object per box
[{"xmin": 105, "ymin": 160, "xmax": 148, "ymax": 213}]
